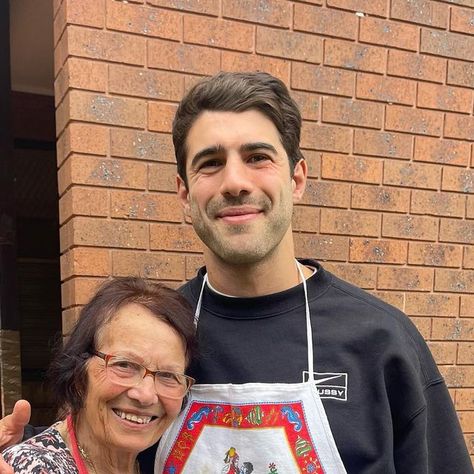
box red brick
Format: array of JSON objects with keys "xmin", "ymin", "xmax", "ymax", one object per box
[
  {"xmin": 433, "ymin": 318, "xmax": 474, "ymax": 341},
  {"xmin": 148, "ymin": 39, "xmax": 220, "ymax": 75},
  {"xmin": 324, "ymin": 263, "xmax": 376, "ymax": 289},
  {"xmin": 349, "ymin": 238, "xmax": 407, "ymax": 264},
  {"xmin": 405, "ymin": 293, "xmax": 459, "ymax": 317},
  {"xmin": 384, "ymin": 161, "xmax": 441, "ymax": 190},
  {"xmin": 61, "ymin": 247, "xmax": 110, "ymax": 279},
  {"xmin": 461, "ymin": 296, "xmax": 474, "ymax": 317},
  {"xmin": 55, "ymin": 58, "xmax": 107, "ymax": 106},
  {"xmin": 294, "ymin": 4, "xmax": 357, "ymax": 40},
  {"xmin": 387, "ymin": 50, "xmax": 446, "ymax": 83},
  {"xmin": 106, "ymin": 0, "xmax": 181, "ymax": 40},
  {"xmin": 292, "ymin": 206, "xmax": 319, "ymax": 233},
  {"xmin": 428, "ymin": 341, "xmax": 457, "ymax": 364},
  {"xmin": 300, "ymin": 180, "xmax": 350, "ymax": 208},
  {"xmin": 440, "ymin": 366, "xmax": 474, "ymax": 389},
  {"xmin": 150, "ymin": 224, "xmax": 202, "ymax": 252},
  {"xmin": 451, "ymin": 6, "xmax": 474, "ymax": 35},
  {"xmin": 147, "ymin": 0, "xmax": 219, "ymax": 15},
  {"xmin": 184, "ymin": 16, "xmax": 253, "ymax": 53},
  {"xmin": 351, "ymin": 184, "xmax": 410, "ymax": 212},
  {"xmin": 57, "ymin": 123, "xmax": 109, "ymax": 166},
  {"xmin": 390, "ymin": 0, "xmax": 448, "ymax": 28},
  {"xmin": 326, "ymin": 0, "xmax": 387, "ymax": 16},
  {"xmin": 417, "ymin": 83, "xmax": 472, "ymax": 113},
  {"xmin": 112, "ymin": 250, "xmax": 185, "ymax": 280},
  {"xmin": 360, "ymin": 17, "xmax": 418, "ymax": 51},
  {"xmin": 414, "ymin": 136, "xmax": 470, "ymax": 167},
  {"xmin": 148, "ymin": 102, "xmax": 178, "ymax": 133},
  {"xmin": 55, "ymin": 26, "xmax": 68, "ymax": 77},
  {"xmin": 435, "ymin": 269, "xmax": 474, "ymax": 293},
  {"xmin": 442, "ymin": 167, "xmax": 474, "ymax": 193},
  {"xmin": 377, "ymin": 267, "xmax": 433, "ymax": 291},
  {"xmin": 62, "ymin": 306, "xmax": 83, "ymax": 334},
  {"xmin": 465, "ymin": 246, "xmax": 474, "ymax": 270},
  {"xmin": 408, "ymin": 242, "xmax": 463, "ymax": 267},
  {"xmin": 385, "ymin": 105, "xmax": 442, "ymax": 136},
  {"xmin": 356, "ymin": 73, "xmax": 416, "ymax": 105},
  {"xmin": 459, "ymin": 346, "xmax": 474, "ymax": 369},
  {"xmin": 149, "ymin": 163, "xmax": 179, "ymax": 193},
  {"xmin": 411, "ymin": 189, "xmax": 466, "ymax": 218},
  {"xmin": 302, "ymin": 150, "xmax": 321, "ymax": 179},
  {"xmin": 322, "ymin": 97, "xmax": 383, "ymax": 129},
  {"xmin": 58, "ymin": 91, "xmax": 147, "ymax": 132},
  {"xmin": 59, "ymin": 186, "xmax": 109, "ymax": 223},
  {"xmin": 320, "ymin": 208, "xmax": 380, "ymax": 237},
  {"xmin": 447, "ymin": 59, "xmax": 474, "ymax": 88},
  {"xmin": 111, "ymin": 129, "xmax": 174, "ymax": 163},
  {"xmin": 291, "ymin": 91, "xmax": 320, "ymax": 122},
  {"xmin": 444, "ymin": 113, "xmax": 474, "ymax": 141},
  {"xmin": 353, "ymin": 130, "xmax": 413, "ymax": 159},
  {"xmin": 257, "ymin": 27, "xmax": 322, "ymax": 64},
  {"xmin": 294, "ymin": 233, "xmax": 349, "ymax": 262},
  {"xmin": 370, "ymin": 291, "xmax": 405, "ymax": 310},
  {"xmin": 456, "ymin": 388, "xmax": 474, "ymax": 409},
  {"xmin": 421, "ymin": 29, "xmax": 474, "ymax": 62},
  {"xmin": 440, "ymin": 218, "xmax": 474, "ymax": 245},
  {"xmin": 185, "ymin": 254, "xmax": 205, "ymax": 280},
  {"xmin": 324, "ymin": 39, "xmax": 386, "ymax": 74},
  {"xmin": 409, "ymin": 317, "xmax": 432, "ymax": 339},
  {"xmin": 222, "ymin": 0, "xmax": 290, "ymax": 27},
  {"xmin": 58, "ymin": 155, "xmax": 147, "ymax": 195},
  {"xmin": 110, "ymin": 190, "xmax": 181, "ymax": 223},
  {"xmin": 221, "ymin": 52, "xmax": 290, "ymax": 83},
  {"xmin": 301, "ymin": 123, "xmax": 351, "ymax": 153},
  {"xmin": 109, "ymin": 65, "xmax": 183, "ymax": 101},
  {"xmin": 62, "ymin": 277, "xmax": 105, "ymax": 307},
  {"xmin": 67, "ymin": 25, "xmax": 146, "ymax": 65},
  {"xmin": 383, "ymin": 214, "xmax": 438, "ymax": 241},
  {"xmin": 60, "ymin": 216, "xmax": 148, "ymax": 252},
  {"xmin": 468, "ymin": 197, "xmax": 474, "ymax": 219},
  {"xmin": 292, "ymin": 63, "xmax": 354, "ymax": 97},
  {"xmin": 321, "ymin": 153, "xmax": 382, "ymax": 184}
]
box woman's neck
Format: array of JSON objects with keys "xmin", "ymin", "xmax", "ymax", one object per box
[{"xmin": 58, "ymin": 418, "xmax": 139, "ymax": 474}]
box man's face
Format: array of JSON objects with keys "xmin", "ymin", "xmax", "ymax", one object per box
[{"xmin": 177, "ymin": 109, "xmax": 306, "ymax": 265}]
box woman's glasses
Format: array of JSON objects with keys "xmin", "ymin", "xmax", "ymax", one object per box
[{"xmin": 91, "ymin": 350, "xmax": 195, "ymax": 399}]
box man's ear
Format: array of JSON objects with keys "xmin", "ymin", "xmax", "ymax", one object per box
[
  {"xmin": 177, "ymin": 175, "xmax": 191, "ymax": 218},
  {"xmin": 292, "ymin": 159, "xmax": 308, "ymax": 203}
]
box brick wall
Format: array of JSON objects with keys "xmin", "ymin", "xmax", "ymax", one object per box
[{"xmin": 52, "ymin": 0, "xmax": 474, "ymax": 460}]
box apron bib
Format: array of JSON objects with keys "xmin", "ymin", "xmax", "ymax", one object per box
[{"xmin": 156, "ymin": 263, "xmax": 346, "ymax": 474}]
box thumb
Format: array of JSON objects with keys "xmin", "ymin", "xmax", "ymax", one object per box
[{"xmin": 9, "ymin": 400, "xmax": 31, "ymax": 430}]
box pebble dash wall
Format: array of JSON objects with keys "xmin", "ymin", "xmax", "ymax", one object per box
[{"xmin": 52, "ymin": 0, "xmax": 474, "ymax": 461}]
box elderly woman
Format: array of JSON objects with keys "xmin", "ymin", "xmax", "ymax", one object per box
[{"xmin": 2, "ymin": 277, "xmax": 196, "ymax": 473}]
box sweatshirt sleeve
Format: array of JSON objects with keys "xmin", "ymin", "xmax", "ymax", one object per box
[{"xmin": 394, "ymin": 379, "xmax": 473, "ymax": 473}]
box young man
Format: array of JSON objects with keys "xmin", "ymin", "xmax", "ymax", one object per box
[{"xmin": 1, "ymin": 72, "xmax": 472, "ymax": 473}]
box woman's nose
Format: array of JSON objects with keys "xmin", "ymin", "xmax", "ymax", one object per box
[{"xmin": 128, "ymin": 374, "xmax": 159, "ymax": 406}]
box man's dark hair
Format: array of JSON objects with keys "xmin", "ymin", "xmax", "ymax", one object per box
[
  {"xmin": 172, "ymin": 71, "xmax": 304, "ymax": 187},
  {"xmin": 48, "ymin": 277, "xmax": 196, "ymax": 417}
]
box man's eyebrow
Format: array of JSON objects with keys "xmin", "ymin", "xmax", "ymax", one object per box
[
  {"xmin": 240, "ymin": 142, "xmax": 277, "ymax": 154},
  {"xmin": 190, "ymin": 144, "xmax": 223, "ymax": 168}
]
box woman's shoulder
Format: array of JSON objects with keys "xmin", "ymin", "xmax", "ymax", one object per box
[{"xmin": 2, "ymin": 424, "xmax": 78, "ymax": 474}]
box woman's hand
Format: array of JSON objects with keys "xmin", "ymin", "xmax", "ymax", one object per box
[{"xmin": 0, "ymin": 400, "xmax": 31, "ymax": 473}]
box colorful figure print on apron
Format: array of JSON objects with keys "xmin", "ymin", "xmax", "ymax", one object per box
[{"xmin": 156, "ymin": 262, "xmax": 347, "ymax": 474}]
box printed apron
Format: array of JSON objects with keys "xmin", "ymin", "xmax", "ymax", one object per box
[{"xmin": 156, "ymin": 263, "xmax": 347, "ymax": 474}]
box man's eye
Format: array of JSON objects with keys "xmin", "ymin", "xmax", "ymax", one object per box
[
  {"xmin": 248, "ymin": 154, "xmax": 270, "ymax": 163},
  {"xmin": 198, "ymin": 159, "xmax": 221, "ymax": 170}
]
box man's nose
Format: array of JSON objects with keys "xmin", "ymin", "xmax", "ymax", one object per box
[{"xmin": 219, "ymin": 156, "xmax": 253, "ymax": 197}]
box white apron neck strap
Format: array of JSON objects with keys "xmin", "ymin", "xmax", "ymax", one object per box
[
  {"xmin": 296, "ymin": 260, "xmax": 315, "ymax": 382},
  {"xmin": 194, "ymin": 272, "xmax": 208, "ymax": 326}
]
